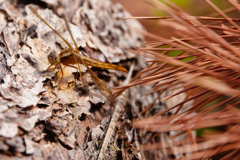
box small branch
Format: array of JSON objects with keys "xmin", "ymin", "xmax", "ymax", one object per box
[{"xmin": 98, "ymin": 61, "xmax": 135, "ymax": 160}]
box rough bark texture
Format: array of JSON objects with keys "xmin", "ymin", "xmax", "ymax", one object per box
[
  {"xmin": 0, "ymin": 0, "xmax": 190, "ymax": 159},
  {"xmin": 0, "ymin": 0, "xmax": 145, "ymax": 159}
]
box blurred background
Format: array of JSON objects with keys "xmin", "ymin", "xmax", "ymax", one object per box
[{"xmin": 111, "ymin": 0, "xmax": 233, "ymax": 40}]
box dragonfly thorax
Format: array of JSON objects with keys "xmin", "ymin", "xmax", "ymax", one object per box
[{"xmin": 48, "ymin": 50, "xmax": 60, "ymax": 65}]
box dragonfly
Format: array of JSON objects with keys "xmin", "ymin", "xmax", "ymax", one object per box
[{"xmin": 29, "ymin": 6, "xmax": 127, "ymax": 105}]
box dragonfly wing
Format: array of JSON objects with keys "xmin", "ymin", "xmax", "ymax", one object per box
[
  {"xmin": 63, "ymin": 15, "xmax": 115, "ymax": 104},
  {"xmin": 59, "ymin": 15, "xmax": 90, "ymax": 94},
  {"xmin": 85, "ymin": 62, "xmax": 115, "ymax": 104},
  {"xmin": 70, "ymin": 50, "xmax": 115, "ymax": 104},
  {"xmin": 30, "ymin": 7, "xmax": 90, "ymax": 94},
  {"xmin": 79, "ymin": 64, "xmax": 89, "ymax": 93}
]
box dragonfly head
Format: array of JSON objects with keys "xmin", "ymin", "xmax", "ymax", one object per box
[{"xmin": 48, "ymin": 50, "xmax": 60, "ymax": 65}]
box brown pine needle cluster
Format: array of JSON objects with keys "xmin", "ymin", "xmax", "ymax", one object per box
[{"xmin": 113, "ymin": 0, "xmax": 240, "ymax": 159}]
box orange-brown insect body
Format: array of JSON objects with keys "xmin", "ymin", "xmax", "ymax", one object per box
[
  {"xmin": 29, "ymin": 6, "xmax": 127, "ymax": 104},
  {"xmin": 60, "ymin": 52, "xmax": 127, "ymax": 72}
]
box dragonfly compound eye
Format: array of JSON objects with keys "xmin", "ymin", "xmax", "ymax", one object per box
[{"xmin": 48, "ymin": 50, "xmax": 60, "ymax": 64}]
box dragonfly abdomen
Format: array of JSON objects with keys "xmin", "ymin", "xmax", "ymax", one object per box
[
  {"xmin": 82, "ymin": 56, "xmax": 127, "ymax": 72},
  {"xmin": 60, "ymin": 52, "xmax": 127, "ymax": 72}
]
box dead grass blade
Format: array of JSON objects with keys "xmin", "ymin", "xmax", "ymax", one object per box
[{"xmin": 112, "ymin": 0, "xmax": 240, "ymax": 158}]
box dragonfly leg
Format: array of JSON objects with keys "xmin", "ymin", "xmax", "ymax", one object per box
[
  {"xmin": 59, "ymin": 48, "xmax": 72, "ymax": 55},
  {"xmin": 63, "ymin": 80, "xmax": 75, "ymax": 91},
  {"xmin": 46, "ymin": 63, "xmax": 60, "ymax": 72},
  {"xmin": 64, "ymin": 64, "xmax": 78, "ymax": 82},
  {"xmin": 58, "ymin": 64, "xmax": 64, "ymax": 85},
  {"xmin": 46, "ymin": 64, "xmax": 54, "ymax": 71}
]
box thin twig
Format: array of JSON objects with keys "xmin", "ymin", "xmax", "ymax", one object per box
[{"xmin": 98, "ymin": 61, "xmax": 135, "ymax": 160}]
